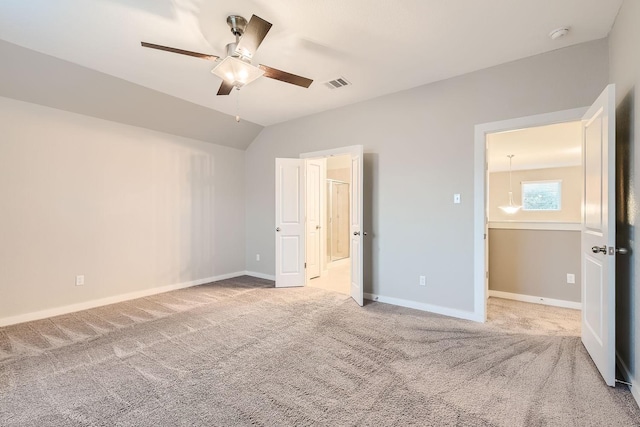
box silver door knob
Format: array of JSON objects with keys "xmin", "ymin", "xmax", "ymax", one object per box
[
  {"xmin": 353, "ymin": 231, "xmax": 360, "ymax": 236},
  {"xmin": 591, "ymin": 245, "xmax": 606, "ymax": 254},
  {"xmin": 276, "ymin": 227, "xmax": 281, "ymax": 232},
  {"xmin": 316, "ymin": 225, "xmax": 321, "ymax": 229},
  {"xmin": 616, "ymin": 247, "xmax": 629, "ymax": 255},
  {"xmin": 363, "ymin": 232, "xmax": 368, "ymax": 236}
]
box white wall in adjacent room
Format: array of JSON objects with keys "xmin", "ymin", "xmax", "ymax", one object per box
[
  {"xmin": 489, "ymin": 166, "xmax": 582, "ymax": 223},
  {"xmin": 0, "ymin": 96, "xmax": 246, "ymax": 321}
]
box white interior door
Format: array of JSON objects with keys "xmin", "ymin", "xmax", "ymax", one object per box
[
  {"xmin": 275, "ymin": 158, "xmax": 305, "ymax": 288},
  {"xmin": 581, "ymin": 84, "xmax": 616, "ymax": 386},
  {"xmin": 350, "ymin": 149, "xmax": 364, "ymax": 306},
  {"xmin": 305, "ymin": 159, "xmax": 322, "ymax": 280}
]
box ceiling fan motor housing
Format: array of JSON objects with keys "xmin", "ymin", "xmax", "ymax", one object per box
[{"xmin": 226, "ymin": 15, "xmax": 247, "ymax": 37}]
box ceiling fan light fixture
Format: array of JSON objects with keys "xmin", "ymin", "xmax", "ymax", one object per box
[{"xmin": 211, "ymin": 56, "xmax": 264, "ymax": 87}]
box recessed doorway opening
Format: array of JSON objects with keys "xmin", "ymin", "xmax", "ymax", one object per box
[
  {"xmin": 485, "ymin": 120, "xmax": 583, "ymax": 334},
  {"xmin": 275, "ymin": 145, "xmax": 364, "ymax": 306}
]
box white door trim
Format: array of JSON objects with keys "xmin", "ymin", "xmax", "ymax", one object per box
[
  {"xmin": 300, "ymin": 145, "xmax": 364, "ymax": 159},
  {"xmin": 473, "ymin": 107, "xmax": 588, "ymax": 322}
]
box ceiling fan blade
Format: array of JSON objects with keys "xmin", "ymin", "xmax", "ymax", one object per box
[
  {"xmin": 258, "ymin": 65, "xmax": 313, "ymax": 88},
  {"xmin": 235, "ymin": 15, "xmax": 272, "ymax": 58},
  {"xmin": 141, "ymin": 42, "xmax": 219, "ymax": 61},
  {"xmin": 217, "ymin": 80, "xmax": 234, "ymax": 96}
]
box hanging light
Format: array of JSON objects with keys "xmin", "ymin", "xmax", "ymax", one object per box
[{"xmin": 498, "ymin": 154, "xmax": 522, "ymax": 214}]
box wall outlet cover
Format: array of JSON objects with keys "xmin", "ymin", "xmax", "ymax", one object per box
[
  {"xmin": 566, "ymin": 273, "xmax": 575, "ymax": 284},
  {"xmin": 75, "ymin": 275, "xmax": 85, "ymax": 286},
  {"xmin": 419, "ymin": 275, "xmax": 426, "ymax": 286}
]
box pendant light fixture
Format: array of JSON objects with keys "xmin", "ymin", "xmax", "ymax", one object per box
[{"xmin": 498, "ymin": 154, "xmax": 522, "ymax": 214}]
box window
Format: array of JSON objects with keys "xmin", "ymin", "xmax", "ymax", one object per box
[{"xmin": 521, "ymin": 180, "xmax": 562, "ymax": 211}]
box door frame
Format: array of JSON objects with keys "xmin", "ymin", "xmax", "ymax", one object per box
[{"xmin": 473, "ymin": 107, "xmax": 588, "ymax": 322}]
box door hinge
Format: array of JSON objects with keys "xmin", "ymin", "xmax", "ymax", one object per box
[
  {"xmin": 304, "ymin": 262, "xmax": 307, "ymax": 269},
  {"xmin": 484, "ymin": 233, "xmax": 487, "ymax": 240}
]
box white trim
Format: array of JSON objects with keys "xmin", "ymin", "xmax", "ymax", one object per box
[
  {"xmin": 474, "ymin": 107, "xmax": 588, "ymax": 324},
  {"xmin": 364, "ymin": 293, "xmax": 483, "ymax": 322},
  {"xmin": 616, "ymin": 352, "xmax": 640, "ymax": 406},
  {"xmin": 489, "ymin": 221, "xmax": 581, "ymax": 231},
  {"xmin": 245, "ymin": 271, "xmax": 276, "ymax": 281},
  {"xmin": 0, "ymin": 272, "xmax": 246, "ymax": 328},
  {"xmin": 300, "ymin": 145, "xmax": 363, "ymax": 159},
  {"xmin": 488, "ymin": 290, "xmax": 581, "ymax": 310}
]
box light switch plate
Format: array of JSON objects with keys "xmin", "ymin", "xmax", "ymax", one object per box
[{"xmin": 454, "ymin": 194, "xmax": 461, "ymax": 204}]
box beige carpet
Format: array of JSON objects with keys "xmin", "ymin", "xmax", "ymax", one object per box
[{"xmin": 1, "ymin": 276, "xmax": 639, "ymax": 426}]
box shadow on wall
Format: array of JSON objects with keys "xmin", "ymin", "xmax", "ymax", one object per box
[
  {"xmin": 186, "ymin": 153, "xmax": 215, "ymax": 280},
  {"xmin": 616, "ymin": 87, "xmax": 635, "ymax": 374},
  {"xmin": 364, "ymin": 152, "xmax": 378, "ymax": 295}
]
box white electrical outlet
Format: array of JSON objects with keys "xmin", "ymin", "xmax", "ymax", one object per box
[
  {"xmin": 76, "ymin": 275, "xmax": 85, "ymax": 286},
  {"xmin": 566, "ymin": 274, "xmax": 575, "ymax": 284},
  {"xmin": 454, "ymin": 194, "xmax": 461, "ymax": 204},
  {"xmin": 256, "ymin": 254, "xmax": 260, "ymax": 261},
  {"xmin": 419, "ymin": 275, "xmax": 426, "ymax": 286}
]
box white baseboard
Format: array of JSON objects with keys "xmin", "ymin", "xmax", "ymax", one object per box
[
  {"xmin": 244, "ymin": 271, "xmax": 276, "ymax": 281},
  {"xmin": 364, "ymin": 293, "xmax": 483, "ymax": 322},
  {"xmin": 616, "ymin": 352, "xmax": 640, "ymax": 406},
  {"xmin": 488, "ymin": 290, "xmax": 581, "ymax": 310},
  {"xmin": 0, "ymin": 271, "xmax": 246, "ymax": 328}
]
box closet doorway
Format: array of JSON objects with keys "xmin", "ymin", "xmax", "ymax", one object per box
[{"xmin": 308, "ymin": 154, "xmax": 352, "ymax": 296}]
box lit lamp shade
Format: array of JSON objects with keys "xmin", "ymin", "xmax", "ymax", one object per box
[{"xmin": 211, "ymin": 56, "xmax": 264, "ymax": 87}]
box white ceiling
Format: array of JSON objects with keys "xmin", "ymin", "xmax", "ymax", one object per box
[
  {"xmin": 487, "ymin": 121, "xmax": 583, "ymax": 172},
  {"xmin": 0, "ymin": 0, "xmax": 623, "ymax": 126}
]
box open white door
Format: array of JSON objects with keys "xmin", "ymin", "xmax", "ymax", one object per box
[
  {"xmin": 581, "ymin": 84, "xmax": 616, "ymax": 386},
  {"xmin": 305, "ymin": 159, "xmax": 322, "ymax": 280},
  {"xmin": 350, "ymin": 148, "xmax": 364, "ymax": 306},
  {"xmin": 275, "ymin": 158, "xmax": 305, "ymax": 288}
]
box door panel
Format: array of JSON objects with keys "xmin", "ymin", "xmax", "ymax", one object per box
[
  {"xmin": 350, "ymin": 151, "xmax": 364, "ymax": 306},
  {"xmin": 305, "ymin": 160, "xmax": 322, "ymax": 280},
  {"xmin": 584, "ymin": 256, "xmax": 604, "ymax": 344},
  {"xmin": 581, "ymin": 84, "xmax": 615, "ymax": 386},
  {"xmin": 275, "ymin": 158, "xmax": 305, "ymax": 288}
]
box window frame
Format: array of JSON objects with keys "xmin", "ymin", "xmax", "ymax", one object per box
[{"xmin": 520, "ymin": 179, "xmax": 563, "ymax": 212}]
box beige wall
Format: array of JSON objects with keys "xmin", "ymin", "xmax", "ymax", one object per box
[
  {"xmin": 0, "ymin": 96, "xmax": 246, "ymax": 320},
  {"xmin": 489, "ymin": 229, "xmax": 581, "ymax": 302},
  {"xmin": 327, "ymin": 168, "xmax": 350, "ymax": 183},
  {"xmin": 609, "ymin": 0, "xmax": 640, "ymax": 399},
  {"xmin": 327, "ymin": 155, "xmax": 351, "ymax": 183},
  {"xmin": 489, "ymin": 166, "xmax": 582, "ymax": 222},
  {"xmin": 245, "ymin": 39, "xmax": 609, "ymax": 313}
]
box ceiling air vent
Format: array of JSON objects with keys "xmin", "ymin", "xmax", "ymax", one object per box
[{"xmin": 324, "ymin": 77, "xmax": 351, "ymax": 90}]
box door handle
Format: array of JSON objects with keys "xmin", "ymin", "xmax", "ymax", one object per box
[
  {"xmin": 353, "ymin": 231, "xmax": 361, "ymax": 236},
  {"xmin": 616, "ymin": 247, "xmax": 629, "ymax": 255},
  {"xmin": 316, "ymin": 225, "xmax": 321, "ymax": 229},
  {"xmin": 276, "ymin": 227, "xmax": 281, "ymax": 232},
  {"xmin": 591, "ymin": 245, "xmax": 607, "ymax": 254}
]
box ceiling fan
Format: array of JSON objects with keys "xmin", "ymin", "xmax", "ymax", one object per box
[{"xmin": 141, "ymin": 14, "xmax": 313, "ymax": 95}]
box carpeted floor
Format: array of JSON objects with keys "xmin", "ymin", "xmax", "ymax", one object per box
[{"xmin": 1, "ymin": 276, "xmax": 639, "ymax": 426}]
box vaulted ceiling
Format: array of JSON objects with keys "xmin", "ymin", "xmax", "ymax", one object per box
[{"xmin": 0, "ymin": 0, "xmax": 623, "ymax": 146}]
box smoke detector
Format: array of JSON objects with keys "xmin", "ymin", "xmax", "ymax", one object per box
[{"xmin": 549, "ymin": 27, "xmax": 570, "ymax": 40}]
